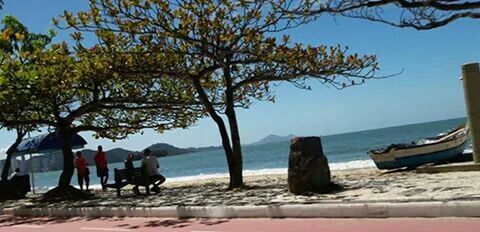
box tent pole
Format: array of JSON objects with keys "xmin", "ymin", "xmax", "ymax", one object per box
[
  {"xmin": 28, "ymin": 132, "xmax": 35, "ymax": 194},
  {"xmin": 30, "ymin": 153, "xmax": 35, "ymax": 194},
  {"xmin": 21, "ymin": 155, "xmax": 26, "ymax": 173}
]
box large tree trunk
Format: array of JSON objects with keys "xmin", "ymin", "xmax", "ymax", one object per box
[
  {"xmin": 1, "ymin": 130, "xmax": 26, "ymax": 182},
  {"xmin": 225, "ymin": 111, "xmax": 244, "ymax": 188},
  {"xmin": 216, "ymin": 116, "xmax": 241, "ymax": 189},
  {"xmin": 224, "ymin": 81, "xmax": 243, "ymax": 187},
  {"xmin": 223, "ymin": 62, "xmax": 244, "ymax": 188},
  {"xmin": 58, "ymin": 127, "xmax": 74, "ymax": 188},
  {"xmin": 192, "ymin": 78, "xmax": 243, "ymax": 188},
  {"xmin": 1, "ymin": 154, "xmax": 13, "ymax": 183},
  {"xmin": 43, "ymin": 127, "xmax": 88, "ymax": 199}
]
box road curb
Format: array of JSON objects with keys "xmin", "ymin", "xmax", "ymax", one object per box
[{"xmin": 3, "ymin": 201, "xmax": 480, "ymax": 218}]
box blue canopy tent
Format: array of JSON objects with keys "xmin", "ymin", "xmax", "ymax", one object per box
[
  {"xmin": 14, "ymin": 133, "xmax": 87, "ymax": 155},
  {"xmin": 11, "ymin": 132, "xmax": 87, "ymax": 193}
]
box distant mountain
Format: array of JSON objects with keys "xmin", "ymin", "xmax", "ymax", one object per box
[
  {"xmin": 1, "ymin": 134, "xmax": 300, "ymax": 173},
  {"xmin": 1, "ymin": 141, "xmax": 245, "ymax": 173},
  {"xmin": 187, "ymin": 145, "xmax": 223, "ymax": 152},
  {"xmin": 80, "ymin": 148, "xmax": 135, "ymax": 165},
  {"xmin": 146, "ymin": 143, "xmax": 196, "ymax": 157},
  {"xmin": 251, "ymin": 134, "xmax": 297, "ymax": 145}
]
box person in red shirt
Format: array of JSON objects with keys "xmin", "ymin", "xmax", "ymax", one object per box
[
  {"xmin": 75, "ymin": 151, "xmax": 90, "ymax": 191},
  {"xmin": 94, "ymin": 145, "xmax": 109, "ymax": 191}
]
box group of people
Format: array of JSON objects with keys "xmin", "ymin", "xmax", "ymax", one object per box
[
  {"xmin": 74, "ymin": 146, "xmax": 107, "ymax": 191},
  {"xmin": 75, "ymin": 146, "xmax": 165, "ymax": 194}
]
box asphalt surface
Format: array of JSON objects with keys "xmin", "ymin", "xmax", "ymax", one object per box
[{"xmin": 0, "ymin": 215, "xmax": 479, "ymax": 232}]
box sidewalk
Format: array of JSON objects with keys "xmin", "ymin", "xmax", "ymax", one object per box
[
  {"xmin": 1, "ymin": 216, "xmax": 480, "ymax": 232},
  {"xmin": 3, "ymin": 168, "xmax": 480, "ymax": 218},
  {"xmin": 3, "ymin": 200, "xmax": 480, "ymax": 218}
]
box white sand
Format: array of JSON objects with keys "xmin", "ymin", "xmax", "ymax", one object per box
[
  {"xmin": 162, "ymin": 168, "xmax": 480, "ymax": 203},
  {"xmin": 2, "ymin": 168, "xmax": 480, "ymax": 208}
]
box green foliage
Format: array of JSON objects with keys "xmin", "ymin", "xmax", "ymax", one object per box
[
  {"xmin": 0, "ymin": 42, "xmax": 200, "ymax": 139},
  {"xmin": 0, "ymin": 16, "xmax": 54, "ymax": 57},
  {"xmin": 61, "ymin": 0, "xmax": 379, "ymax": 112},
  {"xmin": 0, "ymin": 15, "xmax": 203, "ymax": 188},
  {"xmin": 0, "ymin": 16, "xmax": 200, "ymax": 141},
  {"xmin": 0, "ymin": 16, "xmax": 53, "ymax": 134}
]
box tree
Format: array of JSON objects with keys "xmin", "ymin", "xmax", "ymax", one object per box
[
  {"xmin": 0, "ymin": 44, "xmax": 200, "ymax": 192},
  {"xmin": 0, "ymin": 16, "xmax": 52, "ymax": 182},
  {"xmin": 277, "ymin": 0, "xmax": 480, "ymax": 30},
  {"xmin": 61, "ymin": 0, "xmax": 382, "ymax": 189},
  {"xmin": 0, "ymin": 26, "xmax": 200, "ymax": 194}
]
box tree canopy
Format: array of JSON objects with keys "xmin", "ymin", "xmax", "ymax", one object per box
[
  {"xmin": 59, "ymin": 0, "xmax": 383, "ymax": 188},
  {"xmin": 0, "ymin": 15, "xmax": 54, "ymax": 182},
  {"xmin": 0, "ymin": 14, "xmax": 202, "ymax": 191}
]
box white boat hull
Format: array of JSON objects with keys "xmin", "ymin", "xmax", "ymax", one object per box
[{"xmin": 369, "ymin": 127, "xmax": 469, "ymax": 170}]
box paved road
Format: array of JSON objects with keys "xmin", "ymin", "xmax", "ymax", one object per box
[{"xmin": 0, "ymin": 215, "xmax": 479, "ymax": 232}]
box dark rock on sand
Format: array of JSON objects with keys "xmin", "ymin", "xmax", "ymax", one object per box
[{"xmin": 288, "ymin": 137, "xmax": 331, "ymax": 195}]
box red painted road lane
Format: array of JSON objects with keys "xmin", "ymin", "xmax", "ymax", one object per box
[{"xmin": 0, "ymin": 216, "xmax": 479, "ymax": 232}]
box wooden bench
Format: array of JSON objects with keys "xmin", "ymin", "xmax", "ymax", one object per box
[{"xmin": 107, "ymin": 167, "xmax": 152, "ymax": 196}]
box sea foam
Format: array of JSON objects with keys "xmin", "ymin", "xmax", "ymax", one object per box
[{"xmin": 166, "ymin": 159, "xmax": 376, "ymax": 183}]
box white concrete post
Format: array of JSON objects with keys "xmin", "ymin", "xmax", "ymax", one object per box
[
  {"xmin": 20, "ymin": 154, "xmax": 26, "ymax": 175},
  {"xmin": 462, "ymin": 63, "xmax": 480, "ymax": 163},
  {"xmin": 30, "ymin": 153, "xmax": 35, "ymax": 194},
  {"xmin": 10, "ymin": 157, "xmax": 17, "ymax": 172}
]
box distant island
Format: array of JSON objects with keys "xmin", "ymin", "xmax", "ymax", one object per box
[
  {"xmin": 0, "ymin": 143, "xmax": 203, "ymax": 173},
  {"xmin": 0, "ymin": 134, "xmax": 296, "ymax": 173},
  {"xmin": 250, "ymin": 134, "xmax": 297, "ymax": 145}
]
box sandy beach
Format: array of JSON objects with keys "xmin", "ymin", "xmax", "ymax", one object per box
[{"xmin": 1, "ymin": 167, "xmax": 480, "ymax": 209}]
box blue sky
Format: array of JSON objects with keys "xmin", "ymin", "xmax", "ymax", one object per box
[{"xmin": 0, "ymin": 0, "xmax": 478, "ymax": 153}]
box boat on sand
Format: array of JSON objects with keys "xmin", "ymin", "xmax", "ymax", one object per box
[{"xmin": 369, "ymin": 125, "xmax": 469, "ymax": 170}]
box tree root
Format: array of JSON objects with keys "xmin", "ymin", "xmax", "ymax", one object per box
[{"xmin": 41, "ymin": 185, "xmax": 93, "ymax": 201}]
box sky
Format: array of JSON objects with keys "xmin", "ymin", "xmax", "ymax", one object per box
[{"xmin": 0, "ymin": 0, "xmax": 479, "ymax": 154}]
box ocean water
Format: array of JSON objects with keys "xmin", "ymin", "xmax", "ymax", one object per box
[{"xmin": 28, "ymin": 117, "xmax": 468, "ymax": 191}]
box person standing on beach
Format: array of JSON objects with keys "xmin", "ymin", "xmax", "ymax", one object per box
[
  {"xmin": 94, "ymin": 146, "xmax": 109, "ymax": 191},
  {"xmin": 141, "ymin": 149, "xmax": 166, "ymax": 193},
  {"xmin": 75, "ymin": 151, "xmax": 90, "ymax": 191}
]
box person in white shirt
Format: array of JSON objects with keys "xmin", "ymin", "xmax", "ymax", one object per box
[
  {"xmin": 8, "ymin": 168, "xmax": 20, "ymax": 180},
  {"xmin": 141, "ymin": 149, "xmax": 166, "ymax": 193}
]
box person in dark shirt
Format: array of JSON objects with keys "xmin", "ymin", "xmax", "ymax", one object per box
[
  {"xmin": 141, "ymin": 149, "xmax": 166, "ymax": 194},
  {"xmin": 124, "ymin": 153, "xmax": 134, "ymax": 170}
]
